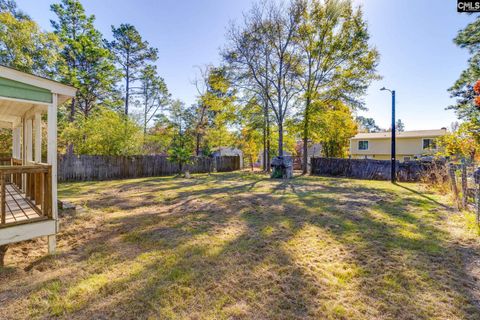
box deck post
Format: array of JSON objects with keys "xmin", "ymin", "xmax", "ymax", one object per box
[
  {"xmin": 34, "ymin": 112, "xmax": 42, "ymax": 163},
  {"xmin": 47, "ymin": 93, "xmax": 58, "ymax": 254},
  {"xmin": 48, "ymin": 235, "xmax": 56, "ymax": 254}
]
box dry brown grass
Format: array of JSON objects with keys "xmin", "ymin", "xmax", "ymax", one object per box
[{"xmin": 0, "ymin": 172, "xmax": 480, "ymax": 319}]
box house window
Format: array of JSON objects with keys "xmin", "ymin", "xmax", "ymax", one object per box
[
  {"xmin": 358, "ymin": 140, "xmax": 369, "ymax": 150},
  {"xmin": 423, "ymin": 138, "xmax": 437, "ymax": 150}
]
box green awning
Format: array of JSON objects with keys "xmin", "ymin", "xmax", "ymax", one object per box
[{"xmin": 0, "ymin": 76, "xmax": 52, "ymax": 103}]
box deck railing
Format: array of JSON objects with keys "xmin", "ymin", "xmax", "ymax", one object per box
[{"xmin": 0, "ymin": 159, "xmax": 52, "ymax": 226}]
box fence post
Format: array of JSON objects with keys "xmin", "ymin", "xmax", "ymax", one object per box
[
  {"xmin": 475, "ymin": 167, "xmax": 480, "ymax": 225},
  {"xmin": 449, "ymin": 163, "xmax": 460, "ymax": 208},
  {"xmin": 461, "ymin": 160, "xmax": 468, "ymax": 209}
]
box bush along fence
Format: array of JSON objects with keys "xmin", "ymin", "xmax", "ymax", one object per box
[
  {"xmin": 57, "ymin": 155, "xmax": 241, "ymax": 182},
  {"xmin": 310, "ymin": 157, "xmax": 447, "ymax": 183}
]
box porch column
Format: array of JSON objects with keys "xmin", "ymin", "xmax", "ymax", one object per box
[
  {"xmin": 22, "ymin": 119, "xmax": 26, "ymax": 191},
  {"xmin": 26, "ymin": 119, "xmax": 33, "ymax": 163},
  {"xmin": 47, "ymin": 93, "xmax": 58, "ymax": 254},
  {"xmin": 22, "ymin": 119, "xmax": 26, "ymax": 164},
  {"xmin": 34, "ymin": 113, "xmax": 42, "ymax": 163},
  {"xmin": 12, "ymin": 126, "xmax": 20, "ymax": 159}
]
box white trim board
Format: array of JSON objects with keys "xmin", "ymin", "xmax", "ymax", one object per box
[
  {"xmin": 0, "ymin": 220, "xmax": 56, "ymax": 246},
  {"xmin": 0, "ymin": 66, "xmax": 76, "ymax": 97}
]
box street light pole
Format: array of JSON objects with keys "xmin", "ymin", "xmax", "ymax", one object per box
[
  {"xmin": 381, "ymin": 87, "xmax": 396, "ymax": 183},
  {"xmin": 391, "ymin": 90, "xmax": 396, "ymax": 183}
]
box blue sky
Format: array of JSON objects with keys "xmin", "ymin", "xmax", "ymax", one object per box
[{"xmin": 16, "ymin": 0, "xmax": 477, "ymax": 131}]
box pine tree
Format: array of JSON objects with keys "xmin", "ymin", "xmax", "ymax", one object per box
[
  {"xmin": 51, "ymin": 0, "xmax": 120, "ymax": 121},
  {"xmin": 107, "ymin": 24, "xmax": 158, "ymax": 115},
  {"xmin": 448, "ymin": 16, "xmax": 480, "ymax": 128}
]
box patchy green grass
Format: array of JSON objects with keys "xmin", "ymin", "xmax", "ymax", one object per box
[{"xmin": 1, "ymin": 171, "xmax": 480, "ymax": 319}]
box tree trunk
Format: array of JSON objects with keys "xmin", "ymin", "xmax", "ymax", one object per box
[
  {"xmin": 278, "ymin": 121, "xmax": 284, "ymax": 157},
  {"xmin": 0, "ymin": 245, "xmax": 8, "ymax": 267},
  {"xmin": 125, "ymin": 71, "xmax": 130, "ymax": 116},
  {"xmin": 262, "ymin": 100, "xmax": 267, "ymax": 171},
  {"xmin": 69, "ymin": 98, "xmax": 75, "ymax": 122},
  {"xmin": 66, "ymin": 98, "xmax": 76, "ymax": 155},
  {"xmin": 196, "ymin": 133, "xmax": 201, "ymax": 156},
  {"xmin": 144, "ymin": 106, "xmax": 148, "ymax": 135},
  {"xmin": 302, "ymin": 97, "xmax": 310, "ymax": 175},
  {"xmin": 266, "ymin": 108, "xmax": 271, "ymax": 172}
]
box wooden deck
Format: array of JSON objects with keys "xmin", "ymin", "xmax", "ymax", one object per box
[{"xmin": 3, "ymin": 184, "xmax": 44, "ymax": 226}]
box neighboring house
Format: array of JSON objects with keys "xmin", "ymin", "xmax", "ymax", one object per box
[
  {"xmin": 212, "ymin": 147, "xmax": 243, "ymax": 168},
  {"xmin": 294, "ymin": 141, "xmax": 323, "ymax": 170},
  {"xmin": 350, "ymin": 128, "xmax": 447, "ymax": 162}
]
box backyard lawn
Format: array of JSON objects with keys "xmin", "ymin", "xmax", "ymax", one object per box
[{"xmin": 1, "ymin": 171, "xmax": 480, "ymax": 319}]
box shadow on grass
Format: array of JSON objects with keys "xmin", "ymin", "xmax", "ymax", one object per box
[
  {"xmin": 1, "ymin": 173, "xmax": 479, "ymax": 319},
  {"xmin": 394, "ymin": 182, "xmax": 451, "ymax": 210}
]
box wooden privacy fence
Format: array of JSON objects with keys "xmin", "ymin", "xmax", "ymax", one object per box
[
  {"xmin": 58, "ymin": 155, "xmax": 241, "ymax": 182},
  {"xmin": 310, "ymin": 157, "xmax": 447, "ymax": 182}
]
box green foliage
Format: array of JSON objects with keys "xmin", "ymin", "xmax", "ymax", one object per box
[
  {"xmin": 107, "ymin": 23, "xmax": 158, "ymax": 115},
  {"xmin": 168, "ymin": 140, "xmax": 193, "ymax": 174},
  {"xmin": 294, "ymin": 0, "xmax": 378, "ymax": 169},
  {"xmin": 297, "ymin": 0, "xmax": 379, "ymax": 106},
  {"xmin": 437, "ymin": 122, "xmax": 480, "ymax": 161},
  {"xmin": 357, "ymin": 116, "xmax": 381, "ymax": 133},
  {"xmin": 135, "ymin": 64, "xmax": 170, "ymax": 134},
  {"xmin": 51, "ymin": 0, "xmax": 120, "ymax": 119},
  {"xmin": 61, "ymin": 108, "xmax": 143, "ymax": 156},
  {"xmin": 448, "ymin": 16, "xmax": 480, "ymax": 129},
  {"xmin": 237, "ymin": 98, "xmax": 266, "ymax": 168},
  {"xmin": 310, "ymin": 101, "xmax": 358, "ymax": 158},
  {"xmin": 0, "ymin": 128, "xmax": 11, "ymax": 154},
  {"xmin": 0, "ymin": 10, "xmax": 59, "ymax": 77},
  {"xmin": 141, "ymin": 99, "xmax": 194, "ymax": 168},
  {"xmin": 192, "ymin": 66, "xmax": 237, "ymax": 154},
  {"xmin": 240, "ymin": 127, "xmax": 261, "ymax": 169},
  {"xmin": 225, "ymin": 0, "xmax": 378, "ymax": 160},
  {"xmin": 0, "ymin": 0, "xmax": 29, "ymax": 19},
  {"xmin": 143, "ymin": 114, "xmax": 176, "ymax": 155}
]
